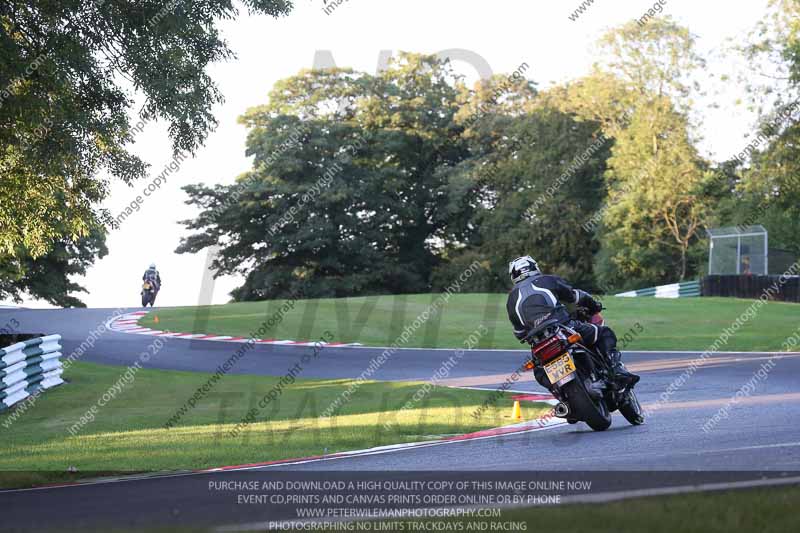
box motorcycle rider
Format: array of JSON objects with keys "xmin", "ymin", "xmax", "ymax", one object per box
[
  {"xmin": 142, "ymin": 263, "xmax": 161, "ymax": 294},
  {"xmin": 506, "ymin": 255, "xmax": 639, "ymax": 387}
]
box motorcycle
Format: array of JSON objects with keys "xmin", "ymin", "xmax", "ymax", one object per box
[
  {"xmin": 522, "ymin": 305, "xmax": 644, "ymax": 431},
  {"xmin": 141, "ymin": 279, "xmax": 158, "ymax": 307}
]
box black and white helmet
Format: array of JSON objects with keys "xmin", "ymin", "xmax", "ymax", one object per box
[{"xmin": 508, "ymin": 256, "xmax": 539, "ymax": 284}]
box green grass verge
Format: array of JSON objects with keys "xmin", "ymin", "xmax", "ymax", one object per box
[
  {"xmin": 374, "ymin": 485, "xmax": 800, "ymax": 533},
  {"xmin": 0, "ymin": 361, "xmax": 545, "ymax": 488},
  {"xmin": 139, "ymin": 294, "xmax": 800, "ymax": 351}
]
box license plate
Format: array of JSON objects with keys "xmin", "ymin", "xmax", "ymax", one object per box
[{"xmin": 544, "ymin": 353, "xmax": 576, "ymax": 384}]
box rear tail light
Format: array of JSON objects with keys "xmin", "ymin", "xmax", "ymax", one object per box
[
  {"xmin": 567, "ymin": 333, "xmax": 581, "ymax": 344},
  {"xmin": 532, "ymin": 336, "xmax": 565, "ymax": 363}
]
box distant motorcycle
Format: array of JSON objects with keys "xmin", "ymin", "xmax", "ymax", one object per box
[
  {"xmin": 522, "ymin": 305, "xmax": 644, "ymax": 431},
  {"xmin": 141, "ymin": 278, "xmax": 158, "ymax": 307}
]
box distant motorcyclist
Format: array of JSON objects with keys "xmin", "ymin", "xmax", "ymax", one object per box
[
  {"xmin": 506, "ymin": 255, "xmax": 639, "ymax": 387},
  {"xmin": 142, "ymin": 263, "xmax": 161, "ymax": 293}
]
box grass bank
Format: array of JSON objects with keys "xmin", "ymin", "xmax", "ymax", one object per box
[
  {"xmin": 139, "ymin": 294, "xmax": 800, "ymax": 351},
  {"xmin": 0, "ymin": 361, "xmax": 544, "ymax": 488}
]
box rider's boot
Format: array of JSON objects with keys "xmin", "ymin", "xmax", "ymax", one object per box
[{"xmin": 608, "ymin": 349, "xmax": 640, "ymax": 387}]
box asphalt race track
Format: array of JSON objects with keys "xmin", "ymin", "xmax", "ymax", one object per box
[{"xmin": 1, "ymin": 307, "xmax": 800, "ymax": 531}]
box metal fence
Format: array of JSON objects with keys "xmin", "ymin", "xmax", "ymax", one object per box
[
  {"xmin": 0, "ymin": 334, "xmax": 64, "ymax": 412},
  {"xmin": 707, "ymin": 225, "xmax": 768, "ymax": 276},
  {"xmin": 701, "ymin": 275, "xmax": 800, "ymax": 302}
]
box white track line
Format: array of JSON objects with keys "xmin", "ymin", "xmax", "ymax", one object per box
[
  {"xmin": 0, "ymin": 415, "xmax": 566, "ymax": 494},
  {"xmin": 106, "ymin": 312, "xmax": 362, "ymax": 347},
  {"xmin": 699, "ymin": 441, "xmax": 800, "ymax": 454},
  {"xmin": 203, "ymin": 417, "xmax": 566, "ymax": 474},
  {"xmin": 105, "ymin": 311, "xmax": 800, "ymax": 355}
]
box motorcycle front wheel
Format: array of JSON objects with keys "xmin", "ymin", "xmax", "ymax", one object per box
[
  {"xmin": 562, "ymin": 379, "xmax": 612, "ymax": 431},
  {"xmin": 142, "ymin": 291, "xmax": 154, "ymax": 307},
  {"xmin": 619, "ymin": 388, "xmax": 645, "ymax": 425}
]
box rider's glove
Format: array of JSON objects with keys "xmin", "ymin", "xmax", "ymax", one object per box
[
  {"xmin": 587, "ymin": 298, "xmax": 602, "ymax": 315},
  {"xmin": 575, "ymin": 289, "xmax": 602, "ymax": 314}
]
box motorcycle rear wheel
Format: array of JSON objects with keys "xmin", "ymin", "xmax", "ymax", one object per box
[{"xmin": 562, "ymin": 379, "xmax": 612, "ymax": 431}]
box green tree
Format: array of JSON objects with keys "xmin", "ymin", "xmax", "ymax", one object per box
[
  {"xmin": 558, "ymin": 17, "xmax": 713, "ymax": 286},
  {"xmin": 0, "ymin": 226, "xmax": 107, "ymax": 307},
  {"xmin": 437, "ymin": 87, "xmax": 610, "ymax": 292},
  {"xmin": 177, "ymin": 54, "xmax": 475, "ymax": 299},
  {"xmin": 733, "ymin": 0, "xmax": 800, "ymax": 257},
  {"xmin": 603, "ymin": 98, "xmax": 713, "ymax": 282},
  {"xmin": 0, "ymin": 0, "xmax": 294, "ymax": 259}
]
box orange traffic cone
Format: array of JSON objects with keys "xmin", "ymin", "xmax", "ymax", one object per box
[
  {"xmin": 511, "ymin": 400, "xmax": 522, "ymax": 420},
  {"xmin": 153, "ymin": 315, "xmax": 160, "ymax": 324}
]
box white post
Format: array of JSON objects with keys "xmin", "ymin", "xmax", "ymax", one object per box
[
  {"xmin": 736, "ymin": 235, "xmax": 741, "ymax": 275},
  {"xmin": 708, "ymin": 239, "xmax": 714, "ymax": 275}
]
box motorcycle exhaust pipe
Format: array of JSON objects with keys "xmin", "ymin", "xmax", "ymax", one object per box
[{"xmin": 554, "ymin": 402, "xmax": 570, "ymax": 418}]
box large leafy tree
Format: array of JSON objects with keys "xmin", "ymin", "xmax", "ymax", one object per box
[
  {"xmin": 0, "ymin": 226, "xmax": 107, "ymax": 307},
  {"xmin": 557, "ymin": 17, "xmax": 713, "ymax": 286},
  {"xmin": 733, "ymin": 0, "xmax": 800, "ymax": 256},
  {"xmin": 178, "ymin": 54, "xmax": 474, "ymax": 299},
  {"xmin": 601, "ymin": 99, "xmax": 714, "ymax": 283},
  {"xmin": 179, "ymin": 59, "xmax": 615, "ymax": 300},
  {"xmin": 436, "ymin": 75, "xmax": 610, "ymax": 292},
  {"xmin": 0, "ymin": 0, "xmax": 293, "ymax": 304}
]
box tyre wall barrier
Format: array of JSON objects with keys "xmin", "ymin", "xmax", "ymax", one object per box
[
  {"xmin": 0, "ymin": 334, "xmax": 64, "ymax": 412},
  {"xmin": 615, "ymin": 280, "xmax": 701, "ymax": 298}
]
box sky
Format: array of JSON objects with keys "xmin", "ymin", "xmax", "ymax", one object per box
[{"xmin": 6, "ymin": 0, "xmax": 772, "ymax": 309}]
